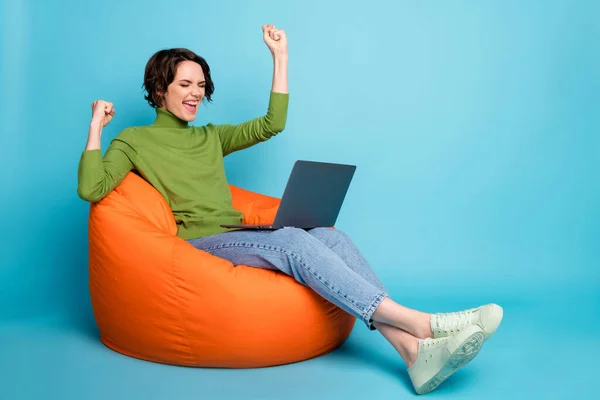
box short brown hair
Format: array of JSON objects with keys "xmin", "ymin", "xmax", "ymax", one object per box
[{"xmin": 142, "ymin": 48, "xmax": 215, "ymax": 108}]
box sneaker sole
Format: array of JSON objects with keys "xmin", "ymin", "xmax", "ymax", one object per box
[{"xmin": 416, "ymin": 329, "xmax": 485, "ymax": 395}]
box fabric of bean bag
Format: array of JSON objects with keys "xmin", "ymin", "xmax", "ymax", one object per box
[{"xmin": 87, "ymin": 172, "xmax": 356, "ymax": 368}]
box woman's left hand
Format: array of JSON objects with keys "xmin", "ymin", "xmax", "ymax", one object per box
[{"xmin": 262, "ymin": 24, "xmax": 288, "ymax": 57}]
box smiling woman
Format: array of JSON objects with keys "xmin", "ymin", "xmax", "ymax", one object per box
[
  {"xmin": 78, "ymin": 24, "xmax": 290, "ymax": 233},
  {"xmin": 76, "ymin": 24, "xmax": 502, "ymax": 396},
  {"xmin": 142, "ymin": 49, "xmax": 214, "ymax": 121}
]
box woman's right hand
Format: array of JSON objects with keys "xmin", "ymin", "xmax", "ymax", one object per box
[{"xmin": 91, "ymin": 100, "xmax": 115, "ymax": 127}]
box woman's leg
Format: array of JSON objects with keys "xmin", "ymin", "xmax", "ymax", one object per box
[
  {"xmin": 305, "ymin": 228, "xmax": 387, "ymax": 292},
  {"xmin": 189, "ymin": 227, "xmax": 390, "ymax": 330},
  {"xmin": 373, "ymin": 321, "xmax": 419, "ymax": 367},
  {"xmin": 306, "ymin": 228, "xmax": 501, "ymax": 341},
  {"xmin": 191, "ymin": 230, "xmax": 422, "ymax": 362},
  {"xmin": 305, "ymin": 227, "xmax": 433, "ymax": 339},
  {"xmin": 298, "ymin": 228, "xmax": 494, "ymax": 393},
  {"xmin": 188, "ymin": 228, "xmax": 487, "ymax": 394},
  {"xmin": 189, "ymin": 227, "xmax": 432, "ymax": 336}
]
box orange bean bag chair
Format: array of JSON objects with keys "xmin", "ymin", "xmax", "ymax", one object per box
[{"xmin": 87, "ymin": 172, "xmax": 356, "ymax": 368}]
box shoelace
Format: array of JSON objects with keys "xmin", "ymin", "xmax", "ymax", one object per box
[
  {"xmin": 421, "ymin": 336, "xmax": 447, "ymax": 348},
  {"xmin": 434, "ymin": 310, "xmax": 474, "ymax": 333}
]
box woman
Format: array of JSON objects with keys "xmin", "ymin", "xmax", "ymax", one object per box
[{"xmin": 77, "ymin": 24, "xmax": 502, "ymax": 395}]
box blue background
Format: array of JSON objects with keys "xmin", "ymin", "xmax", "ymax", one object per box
[{"xmin": 1, "ymin": 0, "xmax": 598, "ymax": 398}]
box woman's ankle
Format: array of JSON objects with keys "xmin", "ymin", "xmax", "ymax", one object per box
[
  {"xmin": 372, "ymin": 299, "xmax": 434, "ymax": 339},
  {"xmin": 403, "ymin": 337, "xmax": 419, "ymax": 368},
  {"xmin": 373, "ymin": 321, "xmax": 420, "ymax": 367},
  {"xmin": 417, "ymin": 312, "xmax": 434, "ymax": 339}
]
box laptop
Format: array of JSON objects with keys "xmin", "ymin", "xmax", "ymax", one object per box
[{"xmin": 220, "ymin": 160, "xmax": 356, "ymax": 230}]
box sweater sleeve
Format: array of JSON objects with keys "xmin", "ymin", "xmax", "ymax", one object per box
[
  {"xmin": 77, "ymin": 130, "xmax": 136, "ymax": 202},
  {"xmin": 214, "ymin": 92, "xmax": 289, "ymax": 156}
]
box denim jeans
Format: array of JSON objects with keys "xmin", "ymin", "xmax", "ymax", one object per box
[{"xmin": 187, "ymin": 227, "xmax": 389, "ymax": 330}]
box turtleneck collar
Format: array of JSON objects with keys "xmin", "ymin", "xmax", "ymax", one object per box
[{"xmin": 152, "ymin": 107, "xmax": 190, "ymax": 129}]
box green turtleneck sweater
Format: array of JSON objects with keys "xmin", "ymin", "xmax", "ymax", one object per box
[{"xmin": 78, "ymin": 91, "xmax": 289, "ymax": 240}]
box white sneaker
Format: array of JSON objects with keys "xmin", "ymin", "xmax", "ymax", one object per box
[
  {"xmin": 408, "ymin": 324, "xmax": 485, "ymax": 395},
  {"xmin": 430, "ymin": 303, "xmax": 503, "ymax": 340}
]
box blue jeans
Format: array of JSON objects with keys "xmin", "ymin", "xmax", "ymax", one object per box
[{"xmin": 187, "ymin": 227, "xmax": 389, "ymax": 330}]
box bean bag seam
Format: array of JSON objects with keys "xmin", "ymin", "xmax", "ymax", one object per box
[{"xmin": 168, "ymin": 240, "xmax": 198, "ymax": 365}]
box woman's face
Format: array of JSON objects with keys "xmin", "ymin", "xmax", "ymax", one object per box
[{"xmin": 161, "ymin": 60, "xmax": 206, "ymax": 122}]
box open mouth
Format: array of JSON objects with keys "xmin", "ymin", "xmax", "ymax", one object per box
[{"xmin": 183, "ymin": 100, "xmax": 199, "ymax": 113}]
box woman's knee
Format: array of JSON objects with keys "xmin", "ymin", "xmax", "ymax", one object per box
[
  {"xmin": 274, "ymin": 227, "xmax": 312, "ymax": 244},
  {"xmin": 308, "ymin": 227, "xmax": 352, "ymax": 243},
  {"xmin": 274, "ymin": 227, "xmax": 331, "ymax": 253}
]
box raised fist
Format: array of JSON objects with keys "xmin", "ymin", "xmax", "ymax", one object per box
[{"xmin": 91, "ymin": 100, "xmax": 115, "ymax": 127}]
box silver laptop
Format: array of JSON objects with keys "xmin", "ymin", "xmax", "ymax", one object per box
[{"xmin": 220, "ymin": 160, "xmax": 356, "ymax": 230}]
